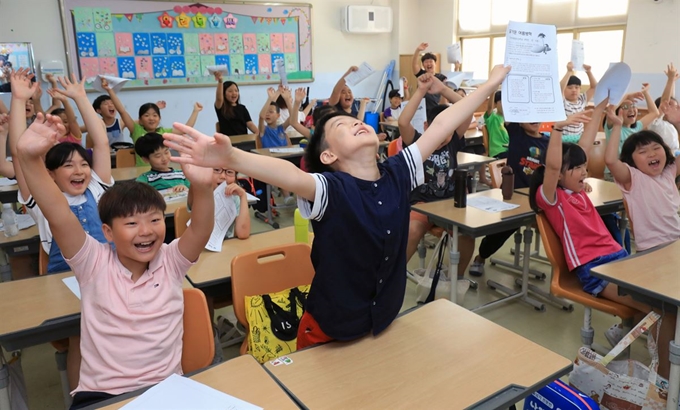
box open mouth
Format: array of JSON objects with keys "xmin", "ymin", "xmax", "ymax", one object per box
[
  {"xmin": 134, "ymin": 240, "xmax": 156, "ymax": 252},
  {"xmin": 71, "ymin": 179, "xmax": 85, "ymax": 189},
  {"xmin": 108, "ymin": 109, "xmax": 115, "ymax": 115},
  {"xmin": 649, "ymin": 159, "xmax": 660, "ymax": 167}
]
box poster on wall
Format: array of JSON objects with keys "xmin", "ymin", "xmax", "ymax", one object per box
[{"xmin": 59, "ymin": 0, "xmax": 313, "ymax": 90}]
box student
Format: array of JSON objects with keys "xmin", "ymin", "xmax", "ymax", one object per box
[
  {"xmin": 604, "ymin": 84, "xmax": 659, "ymax": 155},
  {"xmin": 88, "ymin": 77, "xmax": 135, "ymax": 146},
  {"xmin": 288, "ymin": 88, "xmax": 337, "ymax": 139},
  {"xmin": 649, "ymin": 63, "xmax": 680, "ymax": 155},
  {"xmin": 0, "ymin": 114, "xmax": 15, "ymax": 177},
  {"xmin": 274, "ymin": 85, "xmax": 307, "ymax": 136},
  {"xmin": 484, "ymin": 90, "xmax": 509, "ymax": 159},
  {"xmin": 559, "ymin": 62, "xmax": 597, "ymax": 143},
  {"xmin": 329, "ymin": 65, "xmax": 362, "ymax": 118},
  {"xmin": 214, "ymin": 72, "xmax": 258, "ymax": 136},
  {"xmin": 383, "ymin": 89, "xmax": 408, "ymax": 122},
  {"xmin": 46, "ymin": 88, "xmax": 83, "ymax": 145},
  {"xmin": 16, "ymin": 114, "xmax": 214, "ymax": 409},
  {"xmin": 164, "ymin": 65, "xmax": 511, "ymax": 350},
  {"xmin": 135, "ymin": 132, "xmax": 190, "ymax": 192},
  {"xmin": 530, "ymin": 99, "xmax": 675, "ymax": 379},
  {"xmin": 411, "ymin": 43, "xmax": 447, "ymax": 112},
  {"xmin": 398, "ymin": 73, "xmax": 474, "ymax": 274},
  {"xmin": 257, "ymin": 87, "xmax": 293, "ymax": 149},
  {"xmin": 604, "ymin": 107, "xmax": 680, "ymax": 251}
]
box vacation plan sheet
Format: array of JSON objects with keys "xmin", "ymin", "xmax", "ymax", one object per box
[{"xmin": 501, "ymin": 21, "xmax": 566, "ymax": 123}]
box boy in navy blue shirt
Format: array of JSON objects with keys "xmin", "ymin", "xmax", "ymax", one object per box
[{"xmin": 164, "ymin": 66, "xmax": 510, "ymax": 348}]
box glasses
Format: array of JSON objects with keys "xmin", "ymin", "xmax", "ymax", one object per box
[
  {"xmin": 620, "ymin": 104, "xmax": 636, "ymax": 110},
  {"xmin": 213, "ymin": 169, "xmax": 236, "ymax": 176}
]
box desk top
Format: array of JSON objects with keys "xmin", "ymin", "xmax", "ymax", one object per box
[
  {"xmin": 265, "ymin": 299, "xmax": 572, "ymax": 409},
  {"xmin": 411, "ymin": 189, "xmax": 534, "ymax": 236},
  {"xmin": 251, "ymin": 145, "xmax": 305, "ymax": 159},
  {"xmin": 457, "ymin": 152, "xmax": 496, "ymax": 168},
  {"xmin": 186, "ymin": 227, "xmax": 296, "ymax": 286},
  {"xmin": 99, "ymin": 355, "xmax": 298, "ymax": 409},
  {"xmin": 465, "ymin": 128, "xmax": 483, "ymax": 139},
  {"xmin": 111, "ymin": 165, "xmax": 150, "ymax": 182},
  {"xmin": 229, "ymin": 134, "xmax": 256, "ymax": 145},
  {"xmin": 0, "ymin": 183, "xmax": 18, "ymax": 194},
  {"xmin": 515, "ymin": 178, "xmax": 622, "ymax": 209},
  {"xmin": 592, "ymin": 240, "xmax": 680, "ymax": 307},
  {"xmin": 0, "ymin": 225, "xmax": 39, "ymax": 247}
]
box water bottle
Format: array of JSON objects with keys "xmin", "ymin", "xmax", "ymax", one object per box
[
  {"xmin": 294, "ymin": 209, "xmax": 310, "ymax": 243},
  {"xmin": 501, "ymin": 166, "xmax": 514, "ymax": 200},
  {"xmin": 2, "ymin": 204, "xmax": 18, "ymax": 238},
  {"xmin": 453, "ymin": 169, "xmax": 468, "ymax": 208}
]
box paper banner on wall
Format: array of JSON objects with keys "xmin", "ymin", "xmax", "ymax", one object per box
[
  {"xmin": 570, "ymin": 40, "xmax": 585, "ymax": 71},
  {"xmin": 92, "ymin": 75, "xmax": 129, "ymax": 93},
  {"xmin": 275, "ymin": 58, "xmax": 287, "ymax": 86},
  {"xmin": 593, "ymin": 62, "xmax": 631, "ymax": 106},
  {"xmin": 447, "ymin": 43, "xmax": 461, "ymax": 64}
]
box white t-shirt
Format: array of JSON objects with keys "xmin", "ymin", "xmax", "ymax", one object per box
[
  {"xmin": 648, "ymin": 116, "xmax": 680, "ymax": 154},
  {"xmin": 563, "ymin": 93, "xmax": 588, "ymax": 136},
  {"xmin": 18, "ymin": 171, "xmax": 113, "ymax": 253},
  {"xmin": 278, "ymin": 108, "xmax": 307, "ymax": 137}
]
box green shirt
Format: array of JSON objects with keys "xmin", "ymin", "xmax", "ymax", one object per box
[
  {"xmin": 131, "ymin": 123, "xmax": 174, "ymax": 166},
  {"xmin": 136, "ymin": 168, "xmax": 190, "ymax": 191},
  {"xmin": 484, "ymin": 112, "xmax": 509, "ymax": 157}
]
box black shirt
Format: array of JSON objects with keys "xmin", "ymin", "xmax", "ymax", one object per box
[
  {"xmin": 415, "ymin": 69, "xmax": 448, "ymax": 113},
  {"xmin": 506, "ymin": 123, "xmax": 550, "ymax": 189},
  {"xmin": 215, "ymin": 103, "xmax": 252, "ymax": 136},
  {"xmin": 408, "ymin": 130, "xmax": 460, "ymax": 203}
]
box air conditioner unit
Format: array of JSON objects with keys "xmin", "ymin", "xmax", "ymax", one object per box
[{"xmin": 341, "ymin": 5, "xmax": 393, "ymax": 34}]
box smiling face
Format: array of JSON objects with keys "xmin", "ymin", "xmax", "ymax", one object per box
[
  {"xmin": 25, "ymin": 99, "xmax": 35, "ymax": 119},
  {"xmin": 48, "ymin": 150, "xmax": 92, "ymax": 196},
  {"xmin": 139, "ymin": 107, "xmax": 160, "ymax": 131},
  {"xmin": 145, "ymin": 147, "xmax": 172, "ymax": 172},
  {"xmin": 632, "ymin": 142, "xmax": 666, "ymax": 176},
  {"xmin": 618, "ymin": 100, "xmax": 638, "ymax": 126},
  {"xmin": 390, "ymin": 95, "xmax": 402, "ymax": 109},
  {"xmin": 320, "ymin": 115, "xmax": 378, "ymax": 169},
  {"xmin": 339, "ymin": 86, "xmax": 354, "ymax": 110},
  {"xmin": 559, "ymin": 163, "xmax": 588, "ymax": 193},
  {"xmin": 422, "ymin": 57, "xmax": 436, "ymax": 73},
  {"xmin": 224, "ymin": 83, "xmax": 240, "ymax": 105},
  {"xmin": 98, "ymin": 99, "xmax": 117, "ymax": 120},
  {"xmin": 103, "ymin": 209, "xmax": 166, "ymax": 272}
]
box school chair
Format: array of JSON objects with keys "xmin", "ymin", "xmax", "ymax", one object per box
[
  {"xmin": 536, "ymin": 213, "xmax": 636, "ymax": 354},
  {"xmin": 231, "ymin": 243, "xmax": 315, "ymax": 355},
  {"xmin": 587, "ymin": 139, "xmax": 606, "ymax": 179},
  {"xmin": 173, "ymin": 205, "xmax": 190, "ymax": 238},
  {"xmin": 387, "ymin": 137, "xmax": 402, "ymax": 157},
  {"xmin": 538, "ymin": 122, "xmax": 554, "ymax": 134},
  {"xmin": 481, "ymin": 125, "xmax": 489, "ymax": 156},
  {"xmin": 181, "ymin": 288, "xmax": 215, "ymax": 373},
  {"xmin": 487, "ymin": 159, "xmax": 506, "ymax": 189},
  {"xmin": 115, "ymin": 147, "xmax": 136, "ymax": 168}
]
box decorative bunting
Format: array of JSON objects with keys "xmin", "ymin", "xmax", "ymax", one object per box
[
  {"xmin": 251, "ymin": 16, "xmax": 258, "ymax": 24},
  {"xmin": 113, "ymin": 14, "xmax": 124, "ymax": 22},
  {"xmin": 175, "ymin": 12, "xmax": 191, "ymax": 28},
  {"xmin": 124, "ymin": 13, "xmax": 134, "ymax": 22},
  {"xmin": 281, "ymin": 18, "xmax": 286, "ymax": 25},
  {"xmin": 259, "ymin": 17, "xmax": 264, "ymax": 23},
  {"xmin": 266, "ymin": 17, "xmax": 272, "ymax": 25},
  {"xmin": 192, "ymin": 12, "xmax": 207, "ymax": 28},
  {"xmin": 135, "ymin": 13, "xmax": 143, "ymax": 22}
]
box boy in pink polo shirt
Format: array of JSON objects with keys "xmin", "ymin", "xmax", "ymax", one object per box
[{"xmin": 15, "ymin": 114, "xmax": 215, "ymax": 409}]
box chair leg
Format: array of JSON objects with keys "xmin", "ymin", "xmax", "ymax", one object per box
[
  {"xmin": 55, "ymin": 350, "xmax": 72, "ymax": 409},
  {"xmin": 417, "ymin": 238, "xmax": 427, "ymax": 269},
  {"xmin": 582, "ymin": 307, "xmax": 595, "ymax": 349},
  {"xmin": 491, "ymin": 231, "xmax": 546, "ymax": 280}
]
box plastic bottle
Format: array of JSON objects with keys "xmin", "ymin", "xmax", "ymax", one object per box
[
  {"xmin": 294, "ymin": 209, "xmax": 310, "ymax": 243},
  {"xmin": 501, "ymin": 166, "xmax": 514, "ymax": 200},
  {"xmin": 2, "ymin": 204, "xmax": 18, "ymax": 238},
  {"xmin": 453, "ymin": 169, "xmax": 468, "ymax": 208}
]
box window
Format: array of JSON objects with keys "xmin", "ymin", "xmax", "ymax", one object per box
[
  {"xmin": 491, "ymin": 0, "xmax": 529, "ymax": 26},
  {"xmin": 461, "ymin": 38, "xmax": 490, "ymax": 79},
  {"xmin": 575, "ymin": 30, "xmax": 625, "ymax": 81},
  {"xmin": 458, "ymin": 0, "xmax": 527, "ymax": 34},
  {"xmin": 577, "ymin": 0, "xmax": 627, "ymax": 19},
  {"xmin": 556, "ymin": 32, "xmax": 575, "ymax": 79},
  {"xmin": 491, "ymin": 37, "xmax": 506, "ymax": 68}
]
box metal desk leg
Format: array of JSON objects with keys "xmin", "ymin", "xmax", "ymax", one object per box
[
  {"xmin": 667, "ymin": 314, "xmax": 680, "ymax": 410},
  {"xmin": 254, "ymin": 183, "xmax": 280, "ymax": 229},
  {"xmin": 619, "ymin": 210, "xmax": 628, "ymax": 247},
  {"xmin": 490, "ymin": 230, "xmax": 546, "ymax": 280},
  {"xmin": 0, "ymin": 363, "xmax": 10, "ymax": 410}
]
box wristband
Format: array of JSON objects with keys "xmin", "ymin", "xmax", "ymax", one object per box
[{"xmin": 552, "ymin": 125, "xmax": 564, "ymax": 132}]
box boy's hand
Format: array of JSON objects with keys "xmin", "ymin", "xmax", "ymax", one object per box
[
  {"xmin": 454, "ymin": 61, "xmax": 462, "ymax": 71},
  {"xmin": 583, "ymin": 64, "xmax": 591, "ymax": 73},
  {"xmin": 566, "ymin": 62, "xmax": 574, "ymax": 72},
  {"xmin": 429, "ymin": 76, "xmax": 447, "ymax": 94},
  {"xmin": 359, "ymin": 97, "xmax": 370, "ymax": 107},
  {"xmin": 164, "ymin": 123, "xmax": 234, "ymax": 168},
  {"xmin": 294, "ymin": 87, "xmax": 306, "ymax": 103},
  {"xmin": 214, "ymin": 71, "xmax": 223, "ymax": 82},
  {"xmin": 10, "ymin": 68, "xmax": 38, "ymax": 101},
  {"xmin": 555, "ymin": 112, "xmax": 590, "ymax": 129},
  {"xmin": 487, "ymin": 65, "xmax": 512, "ymax": 86},
  {"xmin": 193, "ymin": 102, "xmax": 203, "ymax": 112},
  {"xmin": 46, "ymin": 73, "xmax": 57, "ymax": 87},
  {"xmin": 225, "ymin": 182, "xmax": 245, "ymax": 197},
  {"xmin": 417, "ymin": 73, "xmax": 435, "ymax": 92},
  {"xmin": 156, "ymin": 100, "xmax": 167, "ymax": 109},
  {"xmin": 281, "ymin": 87, "xmax": 292, "ymax": 102},
  {"xmin": 416, "ymin": 42, "xmax": 428, "ymax": 52},
  {"xmin": 33, "ymin": 82, "xmax": 43, "ymax": 100},
  {"xmin": 267, "ymin": 87, "xmax": 278, "ymax": 100},
  {"xmin": 172, "ymin": 184, "xmax": 188, "ymax": 193},
  {"xmin": 55, "ymin": 74, "xmax": 87, "ymax": 100},
  {"xmin": 605, "ymin": 106, "xmax": 624, "ymax": 127},
  {"xmin": 100, "ymin": 76, "xmax": 111, "ymax": 92},
  {"xmin": 345, "ymin": 66, "xmax": 358, "ymax": 77},
  {"xmin": 47, "ymin": 88, "xmax": 66, "ymax": 102},
  {"xmin": 665, "ymin": 63, "xmax": 679, "ymax": 81},
  {"xmin": 16, "ymin": 113, "xmax": 63, "ymax": 158}
]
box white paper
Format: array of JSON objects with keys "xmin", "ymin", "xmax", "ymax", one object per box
[
  {"xmin": 61, "ymin": 276, "xmax": 81, "ymax": 300},
  {"xmin": 593, "ymin": 62, "xmax": 632, "ymax": 106},
  {"xmin": 467, "ymin": 196, "xmax": 520, "ymax": 213},
  {"xmin": 274, "ymin": 59, "xmax": 288, "ymax": 86},
  {"xmin": 501, "ymin": 21, "xmax": 566, "ymax": 123},
  {"xmin": 0, "ymin": 178, "xmax": 16, "ymax": 186},
  {"xmin": 570, "ymin": 40, "xmax": 585, "ymax": 72},
  {"xmin": 447, "ymin": 43, "xmax": 462, "ymax": 64},
  {"xmin": 207, "ymin": 65, "xmax": 229, "ymax": 76},
  {"xmin": 92, "ymin": 75, "xmax": 129, "ymax": 93},
  {"xmin": 402, "ymin": 99, "xmax": 427, "ymax": 134},
  {"xmin": 399, "ymin": 77, "xmax": 407, "ymax": 98},
  {"xmin": 445, "ymin": 73, "xmax": 467, "ymax": 90},
  {"xmin": 0, "ymin": 214, "xmax": 36, "ymax": 232},
  {"xmin": 344, "ymin": 62, "xmax": 375, "ymax": 87},
  {"xmin": 269, "ymin": 147, "xmax": 304, "ymax": 154},
  {"xmin": 158, "ymin": 188, "xmax": 188, "ymax": 203},
  {"xmin": 201, "ymin": 182, "xmax": 238, "ymax": 252},
  {"xmin": 121, "ymin": 373, "xmax": 262, "ymax": 410},
  {"xmin": 246, "ymin": 193, "xmax": 259, "ymax": 203}
]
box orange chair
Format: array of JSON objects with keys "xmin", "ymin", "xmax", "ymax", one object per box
[
  {"xmin": 231, "ymin": 243, "xmax": 315, "ymax": 354},
  {"xmin": 174, "ymin": 206, "xmax": 191, "ymax": 238},
  {"xmin": 387, "ymin": 137, "xmax": 403, "ymax": 157},
  {"xmin": 182, "ymin": 288, "xmax": 215, "ymax": 373},
  {"xmin": 115, "ymin": 148, "xmax": 136, "ymax": 168},
  {"xmin": 487, "ymin": 159, "xmax": 507, "ymax": 189},
  {"xmin": 538, "ymin": 122, "xmax": 554, "ymax": 133},
  {"xmin": 536, "ymin": 213, "xmax": 636, "ymax": 350},
  {"xmin": 588, "ymin": 139, "xmax": 606, "ymax": 179}
]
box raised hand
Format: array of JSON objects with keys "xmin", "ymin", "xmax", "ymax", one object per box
[
  {"xmin": 180, "ymin": 157, "xmax": 214, "ymax": 188},
  {"xmin": 55, "ymin": 74, "xmax": 87, "ymax": 100},
  {"xmin": 417, "ymin": 73, "xmax": 434, "ymax": 92},
  {"xmin": 641, "ymin": 82, "xmax": 650, "ymax": 93},
  {"xmin": 662, "ymin": 102, "xmax": 680, "ymax": 126},
  {"xmin": 665, "ymin": 63, "xmax": 679, "ymax": 81},
  {"xmin": 16, "ymin": 113, "xmax": 63, "ymax": 158},
  {"xmin": 47, "ymin": 88, "xmax": 66, "ymax": 102},
  {"xmin": 10, "ymin": 68, "xmax": 38, "ymax": 101},
  {"xmin": 488, "ymin": 64, "xmax": 512, "ymax": 86},
  {"xmin": 429, "ymin": 76, "xmax": 447, "ymax": 94},
  {"xmin": 100, "ymin": 76, "xmax": 111, "ymax": 92},
  {"xmin": 605, "ymin": 105, "xmax": 624, "ymax": 127},
  {"xmin": 583, "ymin": 64, "xmax": 591, "ymax": 72},
  {"xmin": 193, "ymin": 102, "xmax": 203, "ymax": 111},
  {"xmin": 567, "ymin": 61, "xmax": 574, "ymax": 72},
  {"xmin": 224, "ymin": 182, "xmax": 245, "ymax": 197},
  {"xmin": 156, "ymin": 100, "xmax": 167, "ymax": 109},
  {"xmin": 417, "ymin": 42, "xmax": 428, "ymax": 52},
  {"xmin": 556, "ymin": 112, "xmax": 591, "ymax": 129},
  {"xmin": 280, "ymin": 87, "xmax": 292, "ymax": 102},
  {"xmin": 214, "ymin": 71, "xmax": 223, "ymax": 82},
  {"xmin": 294, "ymin": 87, "xmax": 306, "ymax": 102},
  {"xmin": 267, "ymin": 87, "xmax": 278, "ymax": 100},
  {"xmin": 164, "ymin": 122, "xmax": 234, "ymax": 168},
  {"xmin": 345, "ymin": 66, "xmax": 358, "ymax": 77}
]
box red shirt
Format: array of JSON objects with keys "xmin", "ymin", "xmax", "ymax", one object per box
[{"xmin": 536, "ymin": 185, "xmax": 622, "ymax": 271}]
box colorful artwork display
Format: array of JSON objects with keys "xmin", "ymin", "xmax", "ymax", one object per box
[{"xmin": 60, "ymin": 0, "xmax": 313, "ymax": 89}]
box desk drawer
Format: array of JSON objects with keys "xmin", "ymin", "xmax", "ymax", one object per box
[{"xmin": 6, "ymin": 239, "xmax": 40, "ymax": 257}]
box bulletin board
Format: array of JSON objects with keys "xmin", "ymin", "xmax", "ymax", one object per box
[{"xmin": 58, "ymin": 0, "xmax": 313, "ymax": 90}]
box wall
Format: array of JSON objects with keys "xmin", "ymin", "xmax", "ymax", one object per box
[
  {"xmin": 623, "ymin": 0, "xmax": 680, "ymax": 73},
  {"xmin": 0, "ymin": 0, "xmax": 397, "ymax": 134}
]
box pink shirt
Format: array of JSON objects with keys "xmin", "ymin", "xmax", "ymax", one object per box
[
  {"xmin": 617, "ymin": 163, "xmax": 680, "ymax": 251},
  {"xmin": 66, "ymin": 235, "xmax": 193, "ymax": 395},
  {"xmin": 537, "ymin": 185, "xmax": 622, "ymax": 271}
]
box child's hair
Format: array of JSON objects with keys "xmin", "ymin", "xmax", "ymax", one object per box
[
  {"xmin": 93, "ymin": 95, "xmax": 112, "ymax": 111},
  {"xmin": 268, "ymin": 102, "xmax": 281, "ymax": 113},
  {"xmin": 528, "ymin": 142, "xmax": 587, "ymax": 212},
  {"xmin": 304, "ymin": 111, "xmax": 356, "ymax": 174},
  {"xmin": 221, "ymin": 81, "xmax": 240, "ymax": 118},
  {"xmin": 99, "ymin": 180, "xmax": 166, "ymax": 226},
  {"xmin": 138, "ymin": 103, "xmax": 161, "ymax": 119},
  {"xmin": 134, "ymin": 132, "xmax": 164, "ymax": 159},
  {"xmin": 51, "ymin": 108, "xmax": 66, "ymax": 117},
  {"xmin": 654, "ymin": 96, "xmax": 677, "ymax": 108},
  {"xmin": 388, "ymin": 90, "xmax": 401, "ymax": 99},
  {"xmin": 620, "ymin": 130, "xmax": 675, "ymax": 169},
  {"xmin": 494, "ymin": 90, "xmax": 502, "ymax": 103},
  {"xmin": 567, "ymin": 76, "xmax": 581, "ymax": 87},
  {"xmin": 426, "ymin": 104, "xmax": 449, "ymax": 126},
  {"xmin": 45, "ymin": 143, "xmax": 92, "ymax": 171},
  {"xmin": 311, "ymin": 104, "xmax": 336, "ymax": 126},
  {"xmin": 421, "ymin": 53, "xmax": 437, "ymax": 63},
  {"xmin": 275, "ymin": 95, "xmax": 287, "ymax": 110}
]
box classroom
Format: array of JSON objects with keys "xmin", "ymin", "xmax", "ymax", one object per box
[{"xmin": 1, "ymin": 0, "xmax": 680, "ymax": 409}]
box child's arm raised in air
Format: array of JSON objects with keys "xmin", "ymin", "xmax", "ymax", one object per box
[
  {"xmin": 226, "ymin": 183, "xmax": 251, "ymax": 239},
  {"xmin": 280, "ymin": 88, "xmax": 294, "ymax": 130},
  {"xmin": 578, "ymin": 98, "xmax": 608, "ymax": 157},
  {"xmin": 329, "ymin": 66, "xmax": 357, "ymax": 106},
  {"xmin": 289, "ymin": 88, "xmax": 311, "ymax": 139},
  {"xmin": 357, "ymin": 98, "xmax": 369, "ymax": 122},
  {"xmin": 0, "ymin": 114, "xmax": 15, "ymax": 178},
  {"xmin": 0, "ymin": 99, "xmax": 7, "ymax": 115},
  {"xmin": 639, "ymin": 83, "xmax": 660, "ymax": 129},
  {"xmin": 31, "ymin": 83, "xmax": 45, "ymax": 116},
  {"xmin": 55, "ymin": 74, "xmax": 112, "ymax": 183},
  {"xmin": 302, "ymin": 98, "xmax": 316, "ymax": 117},
  {"xmin": 583, "ymin": 64, "xmax": 597, "ymax": 102},
  {"xmin": 102, "ymin": 77, "xmax": 136, "ymax": 132},
  {"xmin": 164, "ymin": 124, "xmax": 317, "ymax": 201},
  {"xmin": 44, "ymin": 74, "xmax": 62, "ymax": 114},
  {"xmin": 398, "ymin": 74, "xmax": 432, "ymax": 145},
  {"xmin": 9, "ymin": 68, "xmax": 39, "ymax": 200},
  {"xmin": 660, "ymin": 63, "xmax": 678, "ymax": 104},
  {"xmin": 560, "ymin": 62, "xmax": 574, "ymax": 97},
  {"xmin": 604, "ymin": 105, "xmax": 632, "ymax": 189},
  {"xmin": 430, "ymin": 78, "xmax": 469, "ymax": 137},
  {"xmin": 47, "ymin": 89, "xmax": 82, "ymax": 141},
  {"xmin": 214, "ymin": 72, "xmax": 224, "ymax": 109},
  {"xmin": 416, "ymin": 65, "xmax": 510, "ymax": 162},
  {"xmin": 185, "ymin": 102, "xmax": 203, "ymax": 128},
  {"xmin": 258, "ymin": 87, "xmax": 279, "ymax": 145},
  {"xmin": 17, "ymin": 114, "xmax": 86, "ymax": 259},
  {"xmin": 411, "ymin": 43, "xmax": 428, "ymax": 76},
  {"xmin": 177, "ymin": 161, "xmax": 214, "ymax": 261}
]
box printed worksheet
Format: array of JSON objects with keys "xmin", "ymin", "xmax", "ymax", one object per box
[
  {"xmin": 467, "ymin": 196, "xmax": 520, "ymax": 213},
  {"xmin": 275, "ymin": 58, "xmax": 287, "ymax": 86},
  {"xmin": 204, "ymin": 182, "xmax": 238, "ymax": 252},
  {"xmin": 344, "ymin": 62, "xmax": 374, "ymax": 86},
  {"xmin": 571, "ymin": 40, "xmax": 585, "ymax": 72},
  {"xmin": 501, "ymin": 21, "xmax": 566, "ymax": 123}
]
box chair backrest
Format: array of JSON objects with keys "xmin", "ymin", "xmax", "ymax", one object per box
[
  {"xmin": 231, "ymin": 243, "xmax": 315, "ymax": 330},
  {"xmin": 535, "ymin": 213, "xmax": 637, "ymax": 319},
  {"xmin": 538, "ymin": 122, "xmax": 554, "ymax": 133},
  {"xmin": 174, "ymin": 206, "xmax": 190, "ymax": 238},
  {"xmin": 39, "ymin": 245, "xmax": 48, "ymax": 275},
  {"xmin": 623, "ymin": 198, "xmax": 634, "ymax": 238},
  {"xmin": 488, "ymin": 159, "xmax": 507, "ymax": 189},
  {"xmin": 115, "ymin": 148, "xmax": 136, "ymax": 168},
  {"xmin": 182, "ymin": 288, "xmax": 215, "ymax": 373},
  {"xmin": 215, "ymin": 121, "xmax": 220, "ymax": 133},
  {"xmin": 481, "ymin": 125, "xmax": 489, "ymax": 156},
  {"xmin": 588, "ymin": 140, "xmax": 606, "ymax": 179},
  {"xmin": 387, "ymin": 137, "xmax": 403, "ymax": 157}
]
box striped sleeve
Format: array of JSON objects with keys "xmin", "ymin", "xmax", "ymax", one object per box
[
  {"xmin": 297, "ymin": 173, "xmax": 329, "ymax": 222},
  {"xmin": 401, "ymin": 143, "xmax": 425, "ymax": 191}
]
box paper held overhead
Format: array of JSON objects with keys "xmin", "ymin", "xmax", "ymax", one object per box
[
  {"xmin": 447, "ymin": 43, "xmax": 462, "ymax": 64},
  {"xmin": 344, "ymin": 62, "xmax": 375, "ymax": 86},
  {"xmin": 92, "ymin": 75, "xmax": 129, "ymax": 93},
  {"xmin": 207, "ymin": 65, "xmax": 229, "ymax": 76},
  {"xmin": 275, "ymin": 59, "xmax": 287, "ymax": 86},
  {"xmin": 570, "ymin": 40, "xmax": 585, "ymax": 72},
  {"xmin": 593, "ymin": 62, "xmax": 632, "ymax": 106}
]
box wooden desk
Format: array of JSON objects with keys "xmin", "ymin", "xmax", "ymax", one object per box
[
  {"xmin": 98, "ymin": 355, "xmax": 298, "ymax": 410},
  {"xmin": 186, "ymin": 227, "xmax": 296, "ymax": 287},
  {"xmin": 591, "ymin": 241, "xmax": 680, "ymax": 410},
  {"xmin": 111, "ymin": 165, "xmax": 150, "ymax": 182},
  {"xmin": 265, "ymin": 300, "xmax": 572, "ymax": 410},
  {"xmin": 0, "ymin": 225, "xmax": 39, "ymax": 250},
  {"xmin": 456, "ymin": 152, "xmax": 495, "ymax": 193},
  {"xmin": 516, "ymin": 178, "xmax": 622, "ymax": 208},
  {"xmin": 250, "ymin": 145, "xmax": 304, "ymax": 159},
  {"xmin": 229, "ymin": 134, "xmax": 255, "ymax": 145}
]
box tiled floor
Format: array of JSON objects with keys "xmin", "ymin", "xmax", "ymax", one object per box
[{"xmin": 7, "ymin": 203, "xmax": 648, "ymax": 409}]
